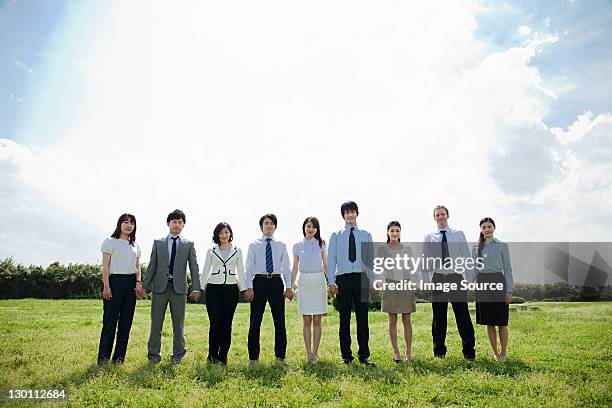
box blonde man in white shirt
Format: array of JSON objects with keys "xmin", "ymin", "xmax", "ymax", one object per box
[
  {"xmin": 423, "ymin": 205, "xmax": 476, "ymax": 361},
  {"xmin": 200, "ymin": 222, "xmax": 247, "ymax": 365}
]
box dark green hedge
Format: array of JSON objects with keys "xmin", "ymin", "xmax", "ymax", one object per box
[{"xmin": 1, "ymin": 258, "xmax": 610, "ymax": 303}]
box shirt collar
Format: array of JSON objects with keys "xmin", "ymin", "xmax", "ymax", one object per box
[
  {"xmin": 303, "ymin": 237, "xmax": 318, "ymax": 245},
  {"xmin": 437, "ymin": 226, "xmax": 452, "ymax": 233},
  {"xmin": 344, "ymin": 223, "xmax": 358, "ymax": 230},
  {"xmin": 261, "ymin": 235, "xmax": 275, "ymax": 241},
  {"xmin": 167, "ymin": 234, "xmax": 182, "ymax": 240}
]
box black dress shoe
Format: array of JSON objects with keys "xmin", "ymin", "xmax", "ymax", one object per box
[
  {"xmin": 358, "ymin": 358, "xmax": 376, "ymax": 367},
  {"xmin": 434, "ymin": 354, "xmax": 446, "ymax": 359},
  {"xmin": 340, "ymin": 357, "xmax": 354, "ymax": 364}
]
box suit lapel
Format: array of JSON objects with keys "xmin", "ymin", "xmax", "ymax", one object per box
[
  {"xmin": 177, "ymin": 238, "xmax": 189, "ymax": 263},
  {"xmin": 160, "ymin": 237, "xmax": 170, "ymax": 265}
]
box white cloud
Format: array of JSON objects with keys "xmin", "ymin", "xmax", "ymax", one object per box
[
  {"xmin": 517, "ymin": 25, "xmax": 531, "ymax": 37},
  {"xmin": 1, "ymin": 0, "xmax": 611, "ymax": 265}
]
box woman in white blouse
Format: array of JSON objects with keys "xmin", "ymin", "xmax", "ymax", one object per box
[
  {"xmin": 98, "ymin": 213, "xmax": 142, "ymax": 364},
  {"xmin": 291, "ymin": 216, "xmax": 328, "ymax": 363},
  {"xmin": 200, "ymin": 222, "xmax": 247, "ymax": 365}
]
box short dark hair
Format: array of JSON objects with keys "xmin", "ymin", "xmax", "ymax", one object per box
[
  {"xmin": 167, "ymin": 209, "xmax": 186, "ymax": 224},
  {"xmin": 340, "ymin": 201, "xmax": 359, "ymax": 217},
  {"xmin": 212, "ymin": 222, "xmax": 233, "ymax": 245},
  {"xmin": 259, "ymin": 213, "xmax": 278, "ymax": 230}
]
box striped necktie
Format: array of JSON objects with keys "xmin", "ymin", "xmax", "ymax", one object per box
[{"xmin": 265, "ymin": 238, "xmax": 274, "ymax": 274}]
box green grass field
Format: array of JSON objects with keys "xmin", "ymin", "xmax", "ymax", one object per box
[{"xmin": 0, "ymin": 299, "xmax": 610, "ymax": 407}]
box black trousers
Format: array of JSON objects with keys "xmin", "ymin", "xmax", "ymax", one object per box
[
  {"xmin": 205, "ymin": 283, "xmax": 239, "ymax": 363},
  {"xmin": 336, "ymin": 272, "xmax": 370, "ymax": 361},
  {"xmin": 248, "ymin": 276, "xmax": 286, "ymax": 360},
  {"xmin": 98, "ymin": 274, "xmax": 137, "ymax": 363},
  {"xmin": 431, "ymin": 273, "xmax": 475, "ymax": 358}
]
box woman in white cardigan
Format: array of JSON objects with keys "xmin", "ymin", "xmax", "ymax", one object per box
[{"xmin": 201, "ymin": 222, "xmax": 247, "ymax": 365}]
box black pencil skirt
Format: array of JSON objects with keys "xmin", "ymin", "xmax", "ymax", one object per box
[{"xmin": 475, "ymin": 272, "xmax": 509, "ymax": 326}]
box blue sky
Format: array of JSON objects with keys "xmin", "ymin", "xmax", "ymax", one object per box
[{"xmin": 1, "ymin": 0, "xmax": 611, "ymax": 266}]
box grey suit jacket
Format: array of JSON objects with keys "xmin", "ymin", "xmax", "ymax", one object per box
[{"xmin": 143, "ymin": 236, "xmax": 201, "ymax": 294}]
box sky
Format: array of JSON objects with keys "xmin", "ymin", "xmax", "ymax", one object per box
[{"xmin": 1, "ymin": 0, "xmax": 611, "ymax": 266}]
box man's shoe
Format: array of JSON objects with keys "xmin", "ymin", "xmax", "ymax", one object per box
[
  {"xmin": 340, "ymin": 357, "xmax": 354, "ymax": 364},
  {"xmin": 358, "ymin": 358, "xmax": 376, "ymax": 367},
  {"xmin": 275, "ymin": 357, "xmax": 286, "ymax": 366},
  {"xmin": 434, "ymin": 354, "xmax": 446, "ymax": 359},
  {"xmin": 465, "ymin": 356, "xmax": 475, "ymax": 363},
  {"xmin": 249, "ymin": 359, "xmax": 259, "ymax": 367}
]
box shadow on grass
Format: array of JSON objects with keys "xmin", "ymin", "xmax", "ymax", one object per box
[
  {"xmin": 239, "ymin": 362, "xmax": 290, "ymax": 387},
  {"xmin": 55, "ymin": 360, "xmax": 180, "ymax": 390},
  {"xmin": 408, "ymin": 356, "xmax": 534, "ymax": 377},
  {"xmin": 300, "ymin": 360, "xmax": 404, "ymax": 384},
  {"xmin": 54, "ymin": 355, "xmax": 533, "ymax": 391}
]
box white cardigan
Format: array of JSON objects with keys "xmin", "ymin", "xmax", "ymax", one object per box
[{"xmin": 200, "ymin": 245, "xmax": 247, "ymax": 291}]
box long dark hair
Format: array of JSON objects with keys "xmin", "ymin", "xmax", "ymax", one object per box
[
  {"xmin": 111, "ymin": 213, "xmax": 136, "ymax": 246},
  {"xmin": 212, "ymin": 222, "xmax": 233, "ymax": 245},
  {"xmin": 477, "ymin": 217, "xmax": 496, "ymax": 257},
  {"xmin": 386, "ymin": 220, "xmax": 401, "ymax": 243},
  {"xmin": 302, "ymin": 216, "xmax": 325, "ymax": 248}
]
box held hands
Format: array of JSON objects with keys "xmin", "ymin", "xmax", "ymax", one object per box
[
  {"xmin": 189, "ymin": 291, "xmax": 201, "ymax": 302},
  {"xmin": 103, "ymin": 286, "xmax": 112, "ymax": 300},
  {"xmin": 505, "ymin": 293, "xmax": 513, "ymax": 304},
  {"xmin": 134, "ymin": 282, "xmax": 147, "ymax": 299},
  {"xmin": 244, "ymin": 288, "xmax": 254, "ymax": 302},
  {"xmin": 284, "ymin": 288, "xmax": 294, "ymax": 301},
  {"xmin": 328, "ymin": 284, "xmax": 338, "ymax": 296}
]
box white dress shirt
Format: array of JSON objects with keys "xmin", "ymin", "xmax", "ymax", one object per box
[
  {"xmin": 293, "ymin": 238, "xmax": 326, "ymax": 273},
  {"xmin": 245, "ymin": 235, "xmax": 291, "ymax": 289},
  {"xmin": 422, "ymin": 226, "xmax": 472, "ymax": 283}
]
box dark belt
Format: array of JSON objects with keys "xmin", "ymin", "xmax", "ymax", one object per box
[{"xmin": 255, "ymin": 274, "xmax": 281, "ymax": 279}]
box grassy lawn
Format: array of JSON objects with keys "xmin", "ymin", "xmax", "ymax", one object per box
[{"xmin": 0, "ymin": 299, "xmax": 610, "ymax": 407}]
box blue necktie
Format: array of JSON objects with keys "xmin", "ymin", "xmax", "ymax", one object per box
[{"xmin": 265, "ymin": 238, "xmax": 274, "ymax": 274}]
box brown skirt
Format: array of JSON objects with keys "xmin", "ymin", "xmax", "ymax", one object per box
[{"xmin": 381, "ymin": 280, "xmax": 416, "ymax": 314}]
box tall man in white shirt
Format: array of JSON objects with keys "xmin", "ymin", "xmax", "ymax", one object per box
[
  {"xmin": 327, "ymin": 201, "xmax": 376, "ymax": 367},
  {"xmin": 422, "ymin": 205, "xmax": 476, "ymax": 361},
  {"xmin": 244, "ymin": 214, "xmax": 294, "ymax": 364}
]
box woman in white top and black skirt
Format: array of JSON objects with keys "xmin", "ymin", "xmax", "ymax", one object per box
[
  {"xmin": 98, "ymin": 213, "xmax": 143, "ymax": 364},
  {"xmin": 472, "ymin": 217, "xmax": 513, "ymax": 362},
  {"xmin": 200, "ymin": 222, "xmax": 247, "ymax": 365},
  {"xmin": 291, "ymin": 216, "xmax": 328, "ymax": 363}
]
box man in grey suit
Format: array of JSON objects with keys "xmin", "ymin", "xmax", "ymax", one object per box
[{"xmin": 142, "ymin": 209, "xmax": 201, "ymax": 364}]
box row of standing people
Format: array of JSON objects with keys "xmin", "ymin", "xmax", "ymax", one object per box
[{"xmin": 97, "ymin": 203, "xmax": 513, "ymax": 366}]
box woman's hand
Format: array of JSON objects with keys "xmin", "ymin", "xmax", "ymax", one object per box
[
  {"xmin": 103, "ymin": 286, "xmax": 112, "ymax": 300},
  {"xmin": 244, "ymin": 288, "xmax": 254, "ymax": 302},
  {"xmin": 505, "ymin": 293, "xmax": 513, "ymax": 304}
]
